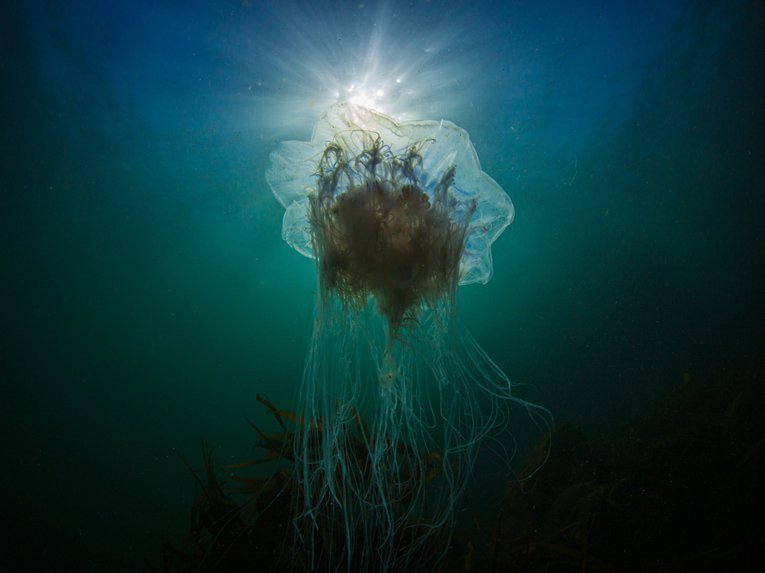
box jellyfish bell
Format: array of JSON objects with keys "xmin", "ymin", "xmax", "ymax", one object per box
[
  {"xmin": 266, "ymin": 102, "xmax": 548, "ymax": 572},
  {"xmin": 268, "ymin": 103, "xmax": 514, "ymax": 290}
]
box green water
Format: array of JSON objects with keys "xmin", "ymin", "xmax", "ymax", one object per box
[{"xmin": 1, "ymin": 1, "xmax": 763, "ymax": 570}]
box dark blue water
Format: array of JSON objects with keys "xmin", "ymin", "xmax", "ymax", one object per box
[{"xmin": 2, "ymin": 1, "xmax": 762, "ymax": 571}]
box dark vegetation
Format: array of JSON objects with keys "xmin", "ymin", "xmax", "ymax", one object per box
[{"xmin": 151, "ymin": 358, "xmax": 764, "ymax": 572}]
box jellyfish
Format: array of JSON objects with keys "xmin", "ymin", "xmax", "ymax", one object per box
[{"xmin": 266, "ymin": 103, "xmax": 550, "ymax": 572}]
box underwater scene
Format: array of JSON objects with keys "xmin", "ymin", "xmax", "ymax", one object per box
[{"xmin": 1, "ymin": 0, "xmax": 763, "ymax": 571}]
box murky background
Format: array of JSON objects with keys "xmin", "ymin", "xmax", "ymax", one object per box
[{"xmin": 2, "ymin": 1, "xmax": 762, "ymax": 570}]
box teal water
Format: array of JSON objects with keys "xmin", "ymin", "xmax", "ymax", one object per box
[{"xmin": 1, "ymin": 1, "xmax": 763, "ymax": 571}]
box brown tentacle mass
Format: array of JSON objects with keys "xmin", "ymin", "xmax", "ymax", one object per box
[{"xmin": 309, "ymin": 136, "xmax": 475, "ymax": 332}]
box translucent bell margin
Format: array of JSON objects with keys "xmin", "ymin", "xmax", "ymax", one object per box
[{"xmin": 265, "ymin": 103, "xmax": 514, "ymax": 285}]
